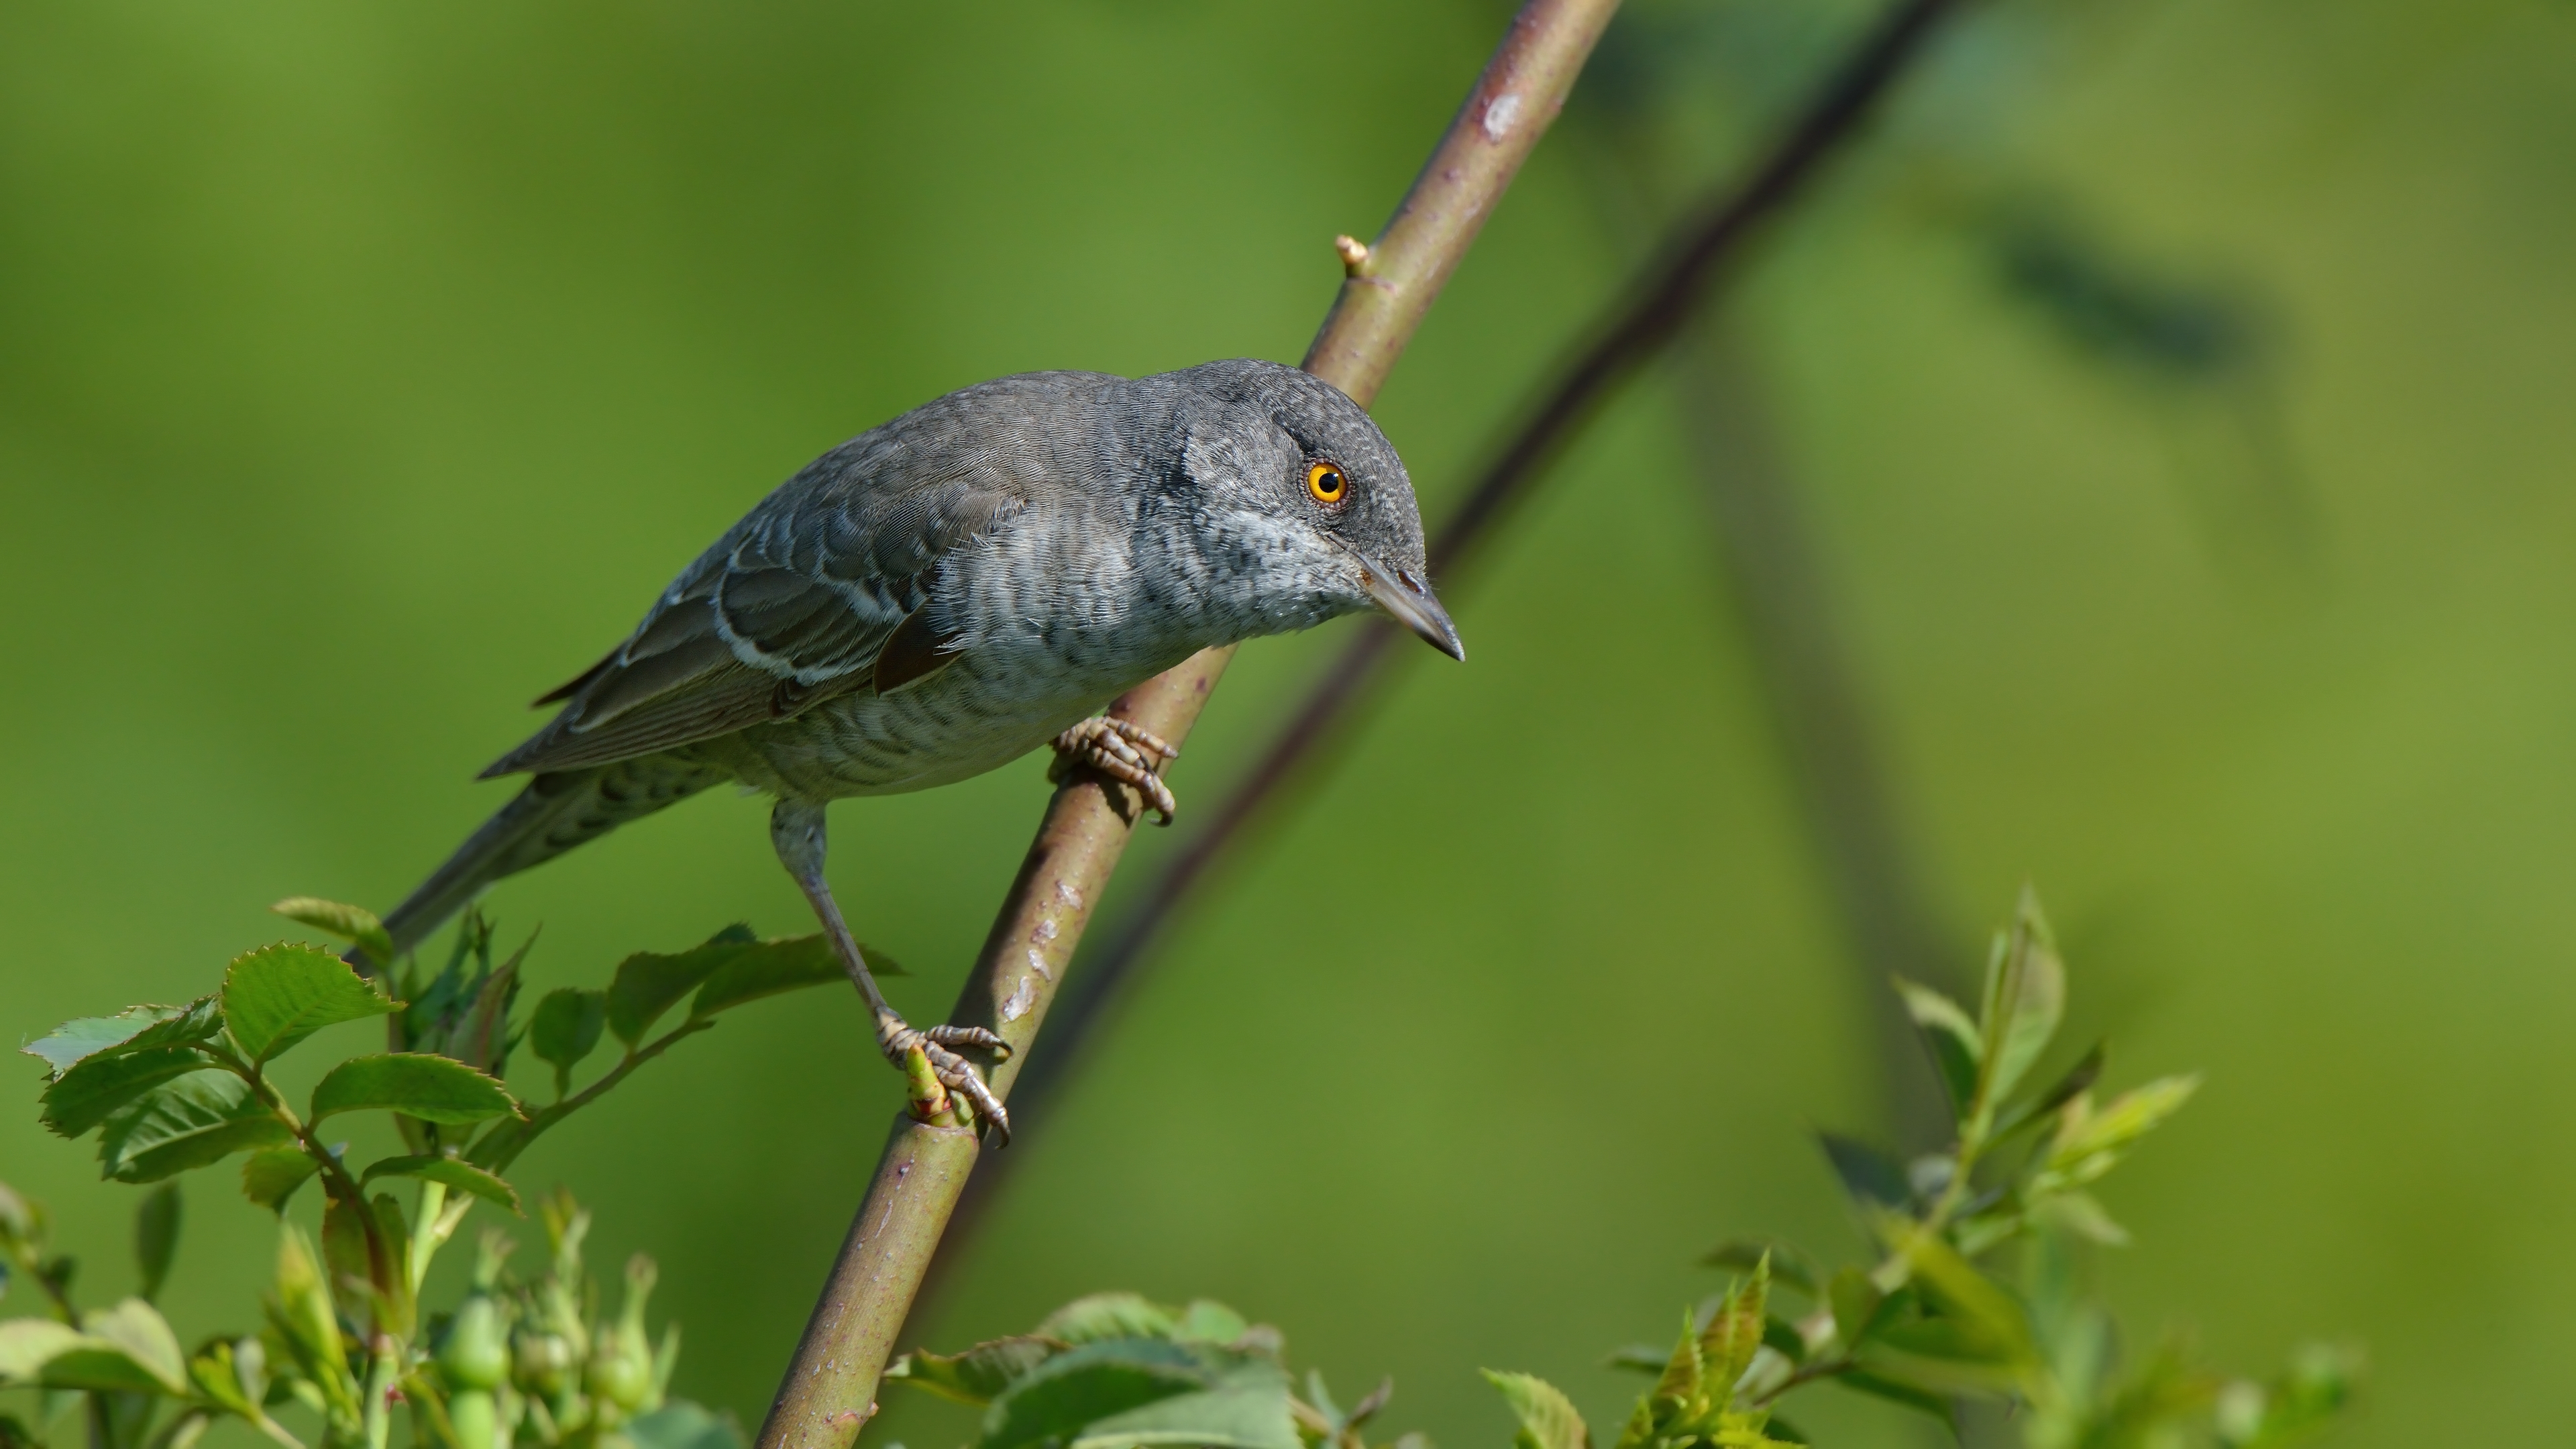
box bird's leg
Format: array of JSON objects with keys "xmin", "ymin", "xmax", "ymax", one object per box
[
  {"xmin": 1049, "ymin": 716, "xmax": 1181, "ymax": 825},
  {"xmin": 768, "ymin": 799, "xmax": 1012, "ymax": 1142}
]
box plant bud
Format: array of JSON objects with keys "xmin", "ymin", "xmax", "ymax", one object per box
[
  {"xmin": 439, "ymin": 1295, "xmax": 511, "ymax": 1393},
  {"xmin": 511, "ymin": 1327, "xmax": 578, "ymax": 1401}
]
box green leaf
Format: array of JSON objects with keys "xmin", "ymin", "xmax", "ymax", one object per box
[
  {"xmin": 309, "ymin": 1054, "xmax": 517, "ymax": 1126},
  {"xmin": 690, "ymin": 933, "xmax": 903, "ymax": 1020},
  {"xmin": 530, "ymin": 988, "xmax": 608, "ymax": 1089},
  {"xmin": 1879, "ymin": 1219, "xmax": 2037, "ymax": 1372},
  {"xmin": 1831, "ymin": 1371, "xmax": 1955, "ymax": 1435},
  {"xmin": 1975, "ymin": 888, "xmax": 2067, "ymax": 1111},
  {"xmin": 1701, "ymin": 1240, "xmax": 1817, "ymax": 1296},
  {"xmin": 134, "ymin": 1184, "xmax": 181, "ymax": 1302},
  {"xmin": 888, "ymin": 1336, "xmax": 1066, "ymax": 1407},
  {"xmin": 2033, "ymin": 1076, "xmax": 2202, "ymax": 1197},
  {"xmin": 0, "ymin": 1319, "xmax": 88, "ymax": 1383},
  {"xmin": 1893, "ymin": 977, "xmax": 1982, "ymax": 1116},
  {"xmin": 42, "ymin": 1046, "xmax": 213, "ymax": 1139},
  {"xmin": 606, "ymin": 930, "xmax": 760, "ymax": 1046},
  {"xmin": 1700, "ymin": 1260, "xmax": 1769, "ymax": 1403},
  {"xmin": 1036, "ymin": 1293, "xmax": 1183, "ymax": 1345},
  {"xmin": 1991, "ymin": 1042, "xmax": 2105, "ymax": 1142},
  {"xmin": 360, "ymin": 1155, "xmax": 521, "ymax": 1214},
  {"xmin": 1817, "ymin": 1133, "xmax": 1909, "ymax": 1209},
  {"xmin": 266, "ymin": 1226, "xmax": 356, "ymax": 1421},
  {"xmin": 270, "ymin": 898, "xmax": 396, "ymax": 967},
  {"xmin": 76, "ymin": 1299, "xmax": 189, "ymax": 1394},
  {"xmin": 22, "ymin": 999, "xmax": 221, "ymax": 1078},
  {"xmin": 627, "ymin": 1401, "xmax": 744, "ymax": 1449},
  {"xmin": 977, "ymin": 1338, "xmax": 1287, "ymax": 1449},
  {"xmin": 1481, "ymin": 1371, "xmax": 1590, "ymax": 1449},
  {"xmin": 222, "ymin": 945, "xmax": 400, "ymax": 1064},
  {"xmin": 97, "ymin": 1071, "xmax": 293, "ymax": 1183},
  {"xmin": 1173, "ymin": 1301, "xmax": 1253, "ymax": 1346},
  {"xmin": 1828, "ymin": 1268, "xmax": 1889, "ymax": 1352},
  {"xmin": 240, "ymin": 1148, "xmax": 320, "ymax": 1214}
]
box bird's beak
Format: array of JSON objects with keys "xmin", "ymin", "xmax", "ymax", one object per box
[{"xmin": 1352, "ymin": 549, "xmax": 1465, "ymax": 661}]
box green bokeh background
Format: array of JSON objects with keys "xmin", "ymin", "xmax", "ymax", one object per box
[{"xmin": 5, "ymin": 1, "xmax": 2573, "ymax": 1445}]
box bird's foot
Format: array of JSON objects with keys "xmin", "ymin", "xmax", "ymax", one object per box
[
  {"xmin": 881, "ymin": 1020, "xmax": 1012, "ymax": 1144},
  {"xmin": 1050, "ymin": 716, "xmax": 1181, "ymax": 824}
]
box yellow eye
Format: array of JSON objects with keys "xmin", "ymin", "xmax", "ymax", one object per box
[{"xmin": 1306, "ymin": 460, "xmax": 1348, "ymax": 507}]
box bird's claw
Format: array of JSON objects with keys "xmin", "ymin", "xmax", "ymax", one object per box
[
  {"xmin": 1051, "ymin": 716, "xmax": 1181, "ymax": 824},
  {"xmin": 882, "ymin": 1021, "xmax": 1012, "ymax": 1145}
]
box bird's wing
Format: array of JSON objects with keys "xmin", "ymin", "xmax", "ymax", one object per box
[{"xmin": 480, "ymin": 452, "xmax": 1024, "ymax": 777}]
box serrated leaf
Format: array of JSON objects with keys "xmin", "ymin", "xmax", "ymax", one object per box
[
  {"xmin": 1481, "ymin": 1371, "xmax": 1589, "ymax": 1449},
  {"xmin": 690, "ymin": 934, "xmax": 902, "ymax": 1020},
  {"xmin": 1976, "ymin": 889, "xmax": 2066, "ymax": 1111},
  {"xmin": 270, "ymin": 899, "xmax": 396, "ymax": 968},
  {"xmin": 360, "ymin": 1155, "xmax": 521, "ymax": 1214},
  {"xmin": 530, "ymin": 988, "xmax": 608, "ymax": 1089},
  {"xmin": 97, "ymin": 1071, "xmax": 292, "ymax": 1184},
  {"xmin": 134, "ymin": 1185, "xmax": 181, "ymax": 1302},
  {"xmin": 1036, "ymin": 1293, "xmax": 1182, "ymax": 1345},
  {"xmin": 888, "ymin": 1336, "xmax": 1066, "ymax": 1406},
  {"xmin": 1701, "ymin": 1260, "xmax": 1768, "ymax": 1402},
  {"xmin": 240, "ymin": 1149, "xmax": 320, "ymax": 1214},
  {"xmin": 606, "ymin": 930, "xmax": 759, "ymax": 1046},
  {"xmin": 1894, "ymin": 978, "xmax": 1982, "ymax": 1116},
  {"xmin": 223, "ymin": 945, "xmax": 400, "ymax": 1064},
  {"xmin": 309, "ymin": 1054, "xmax": 517, "ymax": 1126},
  {"xmin": 22, "ymin": 999, "xmax": 219, "ymax": 1079},
  {"xmin": 42, "ymin": 1046, "xmax": 213, "ymax": 1139}
]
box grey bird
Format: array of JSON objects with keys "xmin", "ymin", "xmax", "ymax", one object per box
[{"xmin": 371, "ymin": 359, "xmax": 1462, "ymax": 1138}]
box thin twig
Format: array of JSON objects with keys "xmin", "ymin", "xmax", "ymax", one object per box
[
  {"xmin": 751, "ymin": 6, "xmax": 1625, "ymax": 1448},
  {"xmin": 920, "ymin": 0, "xmax": 1965, "ymax": 1287}
]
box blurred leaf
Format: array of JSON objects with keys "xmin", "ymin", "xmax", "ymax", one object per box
[
  {"xmin": 1480, "ymin": 1371, "xmax": 1590, "ymax": 1449},
  {"xmin": 1975, "ymin": 888, "xmax": 2066, "ymax": 1112},
  {"xmin": 1831, "ymin": 1370, "xmax": 1955, "ymax": 1435},
  {"xmin": 1880, "ymin": 1220, "xmax": 2037, "ymax": 1371},
  {"xmin": 41, "ymin": 1046, "xmax": 212, "ymax": 1139},
  {"xmin": 888, "ymin": 1336, "xmax": 1066, "ymax": 1406},
  {"xmin": 627, "ymin": 1401, "xmax": 743, "ymax": 1449},
  {"xmin": 974, "ymin": 1338, "xmax": 1294, "ymax": 1449},
  {"xmin": 2035, "ymin": 1191, "xmax": 2129, "ymax": 1247},
  {"xmin": 531, "ymin": 989, "xmax": 608, "ymax": 1091},
  {"xmin": 97, "ymin": 1071, "xmax": 292, "ymax": 1183},
  {"xmin": 133, "ymin": 1185, "xmax": 180, "ymax": 1303},
  {"xmin": 368, "ymin": 1194, "xmax": 414, "ymax": 1338},
  {"xmin": 321, "ymin": 1195, "xmax": 372, "ymax": 1323},
  {"xmin": 1604, "ymin": 1346, "xmax": 1669, "ymax": 1376},
  {"xmin": 1173, "ymin": 1301, "xmax": 1253, "ymax": 1346},
  {"xmin": 1893, "ymin": 977, "xmax": 1982, "ymax": 1116},
  {"xmin": 2072, "ymin": 1338, "xmax": 2216, "ymax": 1448},
  {"xmin": 22, "ymin": 1000, "xmax": 221, "ymax": 1079},
  {"xmin": 74, "ymin": 1299, "xmax": 189, "ymax": 1394},
  {"xmin": 0, "ymin": 1320, "xmax": 88, "ymax": 1383},
  {"xmin": 2216, "ymin": 1344, "xmax": 2360, "ymax": 1449},
  {"xmin": 270, "ymin": 900, "xmax": 395, "ymax": 968},
  {"xmin": 2033, "ymin": 1076, "xmax": 2202, "ymax": 1197},
  {"xmin": 1991, "ymin": 1042, "xmax": 2105, "ymax": 1143},
  {"xmin": 309, "ymin": 1054, "xmax": 517, "ymax": 1126},
  {"xmin": 1828, "ymin": 1268, "xmax": 1888, "ymax": 1352},
  {"xmin": 222, "ymin": 945, "xmax": 400, "ymax": 1064},
  {"xmin": 1817, "ymin": 1133, "xmax": 1909, "ymax": 1209},
  {"xmin": 1037, "ymin": 1293, "xmax": 1182, "ymax": 1345},
  {"xmin": 1760, "ymin": 1317, "xmax": 1804, "ymax": 1365},
  {"xmin": 360, "ymin": 1155, "xmax": 521, "ymax": 1214},
  {"xmin": 1700, "ymin": 1239, "xmax": 1816, "ymax": 1295},
  {"xmin": 266, "ymin": 1226, "xmax": 357, "ymax": 1423},
  {"xmin": 606, "ymin": 930, "xmax": 759, "ymax": 1046},
  {"xmin": 690, "ymin": 933, "xmax": 902, "ymax": 1020},
  {"xmin": 239, "ymin": 1149, "xmax": 319, "ymax": 1214}
]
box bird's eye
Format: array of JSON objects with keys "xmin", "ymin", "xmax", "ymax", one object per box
[{"xmin": 1306, "ymin": 460, "xmax": 1348, "ymax": 508}]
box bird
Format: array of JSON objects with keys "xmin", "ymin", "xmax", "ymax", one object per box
[{"xmin": 367, "ymin": 358, "xmax": 1462, "ymax": 1140}]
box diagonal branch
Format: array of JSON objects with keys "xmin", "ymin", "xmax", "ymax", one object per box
[
  {"xmin": 917, "ymin": 0, "xmax": 1966, "ymax": 1287},
  {"xmin": 749, "ymin": 5, "xmax": 1624, "ymax": 1447}
]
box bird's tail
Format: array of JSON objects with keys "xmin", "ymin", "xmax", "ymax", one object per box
[{"xmin": 380, "ymin": 755, "xmax": 733, "ymax": 960}]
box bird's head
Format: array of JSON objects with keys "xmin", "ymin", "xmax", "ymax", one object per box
[{"xmin": 1164, "ymin": 358, "xmax": 1464, "ymax": 661}]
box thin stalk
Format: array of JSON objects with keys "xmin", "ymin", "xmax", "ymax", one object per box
[
  {"xmin": 751, "ymin": 5, "xmax": 1624, "ymax": 1447},
  {"xmin": 916, "ymin": 0, "xmax": 1968, "ymax": 1302}
]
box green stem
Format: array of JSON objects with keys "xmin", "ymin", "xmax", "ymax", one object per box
[
  {"xmin": 749, "ymin": 6, "xmax": 1623, "ymax": 1449},
  {"xmin": 361, "ymin": 1340, "xmax": 398, "ymax": 1449},
  {"xmin": 467, "ymin": 1020, "xmax": 712, "ymax": 1174}
]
